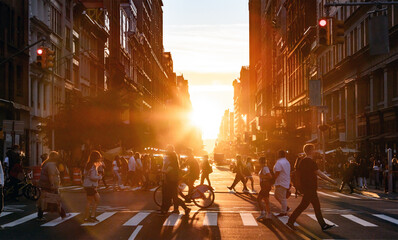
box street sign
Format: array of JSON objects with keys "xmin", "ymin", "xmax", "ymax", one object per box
[{"xmin": 309, "ymin": 80, "xmax": 322, "ymax": 106}]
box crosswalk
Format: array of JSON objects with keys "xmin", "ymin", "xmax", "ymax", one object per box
[{"xmin": 0, "ymin": 210, "xmax": 397, "ymax": 229}]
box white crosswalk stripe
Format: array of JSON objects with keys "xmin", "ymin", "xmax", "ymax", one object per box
[
  {"xmin": 333, "ymin": 192, "xmax": 360, "ymax": 199},
  {"xmin": 81, "ymin": 212, "xmax": 116, "ymax": 226},
  {"xmin": 341, "ymin": 214, "xmax": 377, "ymax": 227},
  {"xmin": 41, "ymin": 213, "xmax": 79, "ymax": 227},
  {"xmin": 123, "ymin": 212, "xmax": 150, "ymax": 226},
  {"xmin": 318, "ymin": 191, "xmax": 339, "ymax": 198},
  {"xmin": 0, "ymin": 212, "xmax": 13, "ymax": 218},
  {"xmin": 163, "ymin": 213, "xmax": 183, "ymax": 226},
  {"xmin": 2, "ymin": 213, "xmax": 38, "ymax": 227},
  {"xmin": 128, "ymin": 225, "xmax": 143, "ymax": 240},
  {"xmin": 306, "ymin": 214, "xmax": 338, "ymax": 227},
  {"xmin": 277, "ymin": 216, "xmax": 299, "ymax": 226},
  {"xmin": 203, "ymin": 212, "xmax": 218, "ymax": 226},
  {"xmin": 373, "ymin": 214, "xmax": 398, "ymax": 225},
  {"xmin": 240, "ymin": 212, "xmax": 258, "ymax": 226}
]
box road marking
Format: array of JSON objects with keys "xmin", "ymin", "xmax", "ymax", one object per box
[
  {"xmin": 163, "ymin": 213, "xmax": 183, "ymax": 226},
  {"xmin": 318, "ymin": 191, "xmax": 339, "ymax": 198},
  {"xmin": 373, "ymin": 214, "xmax": 398, "ymax": 225},
  {"xmin": 333, "ymin": 192, "xmax": 360, "ymax": 199},
  {"xmin": 0, "ymin": 212, "xmax": 13, "ymax": 218},
  {"xmin": 41, "ymin": 213, "xmax": 79, "ymax": 227},
  {"xmin": 240, "ymin": 212, "xmax": 258, "ymax": 226},
  {"xmin": 2, "ymin": 213, "xmax": 38, "ymax": 227},
  {"xmin": 341, "ymin": 214, "xmax": 377, "ymax": 227},
  {"xmin": 306, "ymin": 214, "xmax": 338, "ymax": 227},
  {"xmin": 81, "ymin": 212, "xmax": 116, "ymax": 226},
  {"xmin": 124, "ymin": 212, "xmax": 150, "ymax": 226},
  {"xmin": 128, "ymin": 225, "xmax": 143, "ymax": 240},
  {"xmin": 277, "ymin": 216, "xmax": 299, "ymax": 226},
  {"xmin": 203, "ymin": 212, "xmax": 218, "ymax": 226}
]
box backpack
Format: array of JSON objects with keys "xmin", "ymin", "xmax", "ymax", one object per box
[{"xmin": 291, "ymin": 157, "xmax": 303, "ymax": 193}]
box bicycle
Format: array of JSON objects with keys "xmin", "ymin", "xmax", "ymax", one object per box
[
  {"xmin": 4, "ymin": 169, "xmax": 41, "ymax": 201},
  {"xmin": 153, "ymin": 180, "xmax": 215, "ymax": 209}
]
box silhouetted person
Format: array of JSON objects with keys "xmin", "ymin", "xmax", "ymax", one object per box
[{"xmin": 227, "ymin": 155, "xmax": 249, "ymax": 192}]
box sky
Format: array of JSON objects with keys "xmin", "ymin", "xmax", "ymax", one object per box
[{"xmin": 163, "ymin": 0, "xmax": 249, "ymax": 152}]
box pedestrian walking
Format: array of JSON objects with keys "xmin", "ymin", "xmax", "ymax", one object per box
[
  {"xmin": 358, "ymin": 157, "xmax": 368, "ymax": 190},
  {"xmin": 227, "ymin": 155, "xmax": 249, "ymax": 193},
  {"xmin": 373, "ymin": 159, "xmax": 380, "ymax": 189},
  {"xmin": 286, "ymin": 144, "xmax": 337, "ymax": 231},
  {"xmin": 83, "ymin": 151, "xmax": 103, "ymax": 222},
  {"xmin": 243, "ymin": 157, "xmax": 255, "ymax": 192},
  {"xmin": 98, "ymin": 160, "xmax": 108, "ymax": 188},
  {"xmin": 37, "ymin": 151, "xmax": 68, "ymax": 220},
  {"xmin": 126, "ymin": 152, "xmax": 137, "ymax": 187},
  {"xmin": 273, "ymin": 150, "xmax": 291, "ymax": 217},
  {"xmin": 141, "ymin": 154, "xmax": 151, "ymax": 189},
  {"xmin": 112, "ymin": 156, "xmax": 123, "ymax": 190},
  {"xmin": 159, "ymin": 145, "xmax": 190, "ymax": 215},
  {"xmin": 0, "ymin": 159, "xmax": 4, "ymax": 222},
  {"xmin": 135, "ymin": 152, "xmax": 144, "ymax": 188},
  {"xmin": 256, "ymin": 157, "xmax": 273, "ymax": 221},
  {"xmin": 339, "ymin": 159, "xmax": 356, "ymax": 193},
  {"xmin": 200, "ymin": 155, "xmax": 212, "ymax": 186}
]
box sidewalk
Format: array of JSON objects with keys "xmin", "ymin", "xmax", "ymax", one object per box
[{"xmin": 356, "ymin": 187, "xmax": 398, "ymax": 200}]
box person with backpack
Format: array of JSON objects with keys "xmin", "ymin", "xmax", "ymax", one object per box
[
  {"xmin": 159, "ymin": 145, "xmax": 190, "ymax": 215},
  {"xmin": 200, "ymin": 155, "xmax": 212, "ymax": 186},
  {"xmin": 83, "ymin": 151, "xmax": 103, "ymax": 222},
  {"xmin": 287, "ymin": 144, "xmax": 337, "ymax": 231},
  {"xmin": 227, "ymin": 155, "xmax": 249, "ymax": 193},
  {"xmin": 273, "ymin": 150, "xmax": 291, "ymax": 217},
  {"xmin": 256, "ymin": 157, "xmax": 273, "ymax": 220},
  {"xmin": 37, "ymin": 151, "xmax": 68, "ymax": 220}
]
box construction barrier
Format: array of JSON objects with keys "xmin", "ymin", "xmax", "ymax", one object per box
[
  {"xmin": 62, "ymin": 166, "xmax": 71, "ymax": 184},
  {"xmin": 72, "ymin": 168, "xmax": 82, "ymax": 185}
]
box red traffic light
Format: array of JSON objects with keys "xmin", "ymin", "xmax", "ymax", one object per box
[
  {"xmin": 37, "ymin": 49, "xmax": 43, "ymax": 55},
  {"xmin": 319, "ymin": 19, "xmax": 327, "ymax": 27}
]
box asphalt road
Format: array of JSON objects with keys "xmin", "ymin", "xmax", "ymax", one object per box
[{"xmin": 0, "ymin": 166, "xmax": 397, "ymax": 240}]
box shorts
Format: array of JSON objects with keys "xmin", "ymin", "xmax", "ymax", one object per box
[
  {"xmin": 84, "ymin": 187, "xmax": 98, "ymax": 196},
  {"xmin": 258, "ymin": 185, "xmax": 271, "ymax": 198}
]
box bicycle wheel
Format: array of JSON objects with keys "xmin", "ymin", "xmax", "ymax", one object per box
[
  {"xmin": 153, "ymin": 186, "xmax": 163, "ymax": 207},
  {"xmin": 192, "ymin": 186, "xmax": 215, "ymax": 209},
  {"xmin": 23, "ymin": 185, "xmax": 41, "ymax": 201}
]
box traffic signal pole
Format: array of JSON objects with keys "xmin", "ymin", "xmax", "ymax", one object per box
[{"xmin": 0, "ymin": 38, "xmax": 45, "ymax": 66}]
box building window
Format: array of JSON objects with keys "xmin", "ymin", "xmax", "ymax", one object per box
[
  {"xmin": 65, "ymin": 59, "xmax": 71, "ymax": 81},
  {"xmin": 52, "ymin": 44, "xmax": 61, "ymax": 75},
  {"xmin": 50, "ymin": 6, "xmax": 61, "ymax": 35},
  {"xmin": 73, "ymin": 66, "xmax": 79, "ymax": 87},
  {"xmin": 65, "ymin": 27, "xmax": 71, "ymax": 50},
  {"xmin": 16, "ymin": 65, "xmax": 23, "ymax": 96},
  {"xmin": 393, "ymin": 69, "xmax": 398, "ymax": 98},
  {"xmin": 65, "ymin": 0, "xmax": 71, "ymax": 21}
]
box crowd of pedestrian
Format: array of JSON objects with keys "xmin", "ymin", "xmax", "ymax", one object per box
[{"xmin": 327, "ymin": 152, "xmax": 398, "ymax": 193}]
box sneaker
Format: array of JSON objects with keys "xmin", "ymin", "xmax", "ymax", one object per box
[
  {"xmin": 286, "ymin": 222, "xmax": 296, "ymax": 231},
  {"xmin": 256, "ymin": 214, "xmax": 266, "ymax": 221},
  {"xmin": 242, "ymin": 189, "xmax": 250, "ymax": 193},
  {"xmin": 322, "ymin": 224, "xmax": 335, "ymax": 231},
  {"xmin": 61, "ymin": 213, "xmax": 71, "ymax": 219},
  {"xmin": 171, "ymin": 210, "xmax": 180, "ymax": 214},
  {"xmin": 286, "ymin": 206, "xmax": 291, "ymax": 212},
  {"xmin": 185, "ymin": 207, "xmax": 191, "ymax": 215},
  {"xmin": 84, "ymin": 218, "xmax": 95, "ymax": 223},
  {"xmin": 36, "ymin": 217, "xmax": 46, "ymax": 221},
  {"xmin": 266, "ymin": 213, "xmax": 272, "ymax": 219},
  {"xmin": 90, "ymin": 216, "xmax": 100, "ymax": 222}
]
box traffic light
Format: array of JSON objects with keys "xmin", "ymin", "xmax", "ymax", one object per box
[
  {"xmin": 333, "ymin": 19, "xmax": 345, "ymax": 45},
  {"xmin": 36, "ymin": 47, "xmax": 46, "ymax": 68},
  {"xmin": 318, "ymin": 18, "xmax": 330, "ymax": 46},
  {"xmin": 46, "ymin": 48, "xmax": 55, "ymax": 69}
]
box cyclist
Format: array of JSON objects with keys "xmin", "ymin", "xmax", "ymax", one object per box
[
  {"xmin": 183, "ymin": 149, "xmax": 200, "ymax": 202},
  {"xmin": 159, "ymin": 145, "xmax": 190, "ymax": 215}
]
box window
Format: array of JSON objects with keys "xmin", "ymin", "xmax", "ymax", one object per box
[
  {"xmin": 393, "ymin": 68, "xmax": 398, "ymax": 98},
  {"xmin": 50, "ymin": 6, "xmax": 61, "ymax": 35},
  {"xmin": 65, "ymin": 27, "xmax": 71, "ymax": 50},
  {"xmin": 65, "ymin": 59, "xmax": 71, "ymax": 81},
  {"xmin": 73, "ymin": 66, "xmax": 79, "ymax": 86},
  {"xmin": 16, "ymin": 65, "xmax": 23, "ymax": 96},
  {"xmin": 65, "ymin": 0, "xmax": 71, "ymax": 20},
  {"xmin": 52, "ymin": 44, "xmax": 61, "ymax": 75}
]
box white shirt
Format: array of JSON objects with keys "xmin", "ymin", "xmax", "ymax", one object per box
[
  {"xmin": 0, "ymin": 162, "xmax": 4, "ymax": 186},
  {"xmin": 4, "ymin": 157, "xmax": 9, "ymax": 167},
  {"xmin": 273, "ymin": 157, "xmax": 291, "ymax": 189},
  {"xmin": 258, "ymin": 166, "xmax": 270, "ymax": 183},
  {"xmin": 128, "ymin": 156, "xmax": 136, "ymax": 171},
  {"xmin": 112, "ymin": 161, "xmax": 119, "ymax": 171},
  {"xmin": 135, "ymin": 158, "xmax": 143, "ymax": 170}
]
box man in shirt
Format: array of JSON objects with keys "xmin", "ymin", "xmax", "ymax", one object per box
[
  {"xmin": 273, "ymin": 150, "xmax": 291, "ymax": 216},
  {"xmin": 287, "ymin": 144, "xmax": 337, "ymax": 231},
  {"xmin": 126, "ymin": 152, "xmax": 136, "ymax": 187}
]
